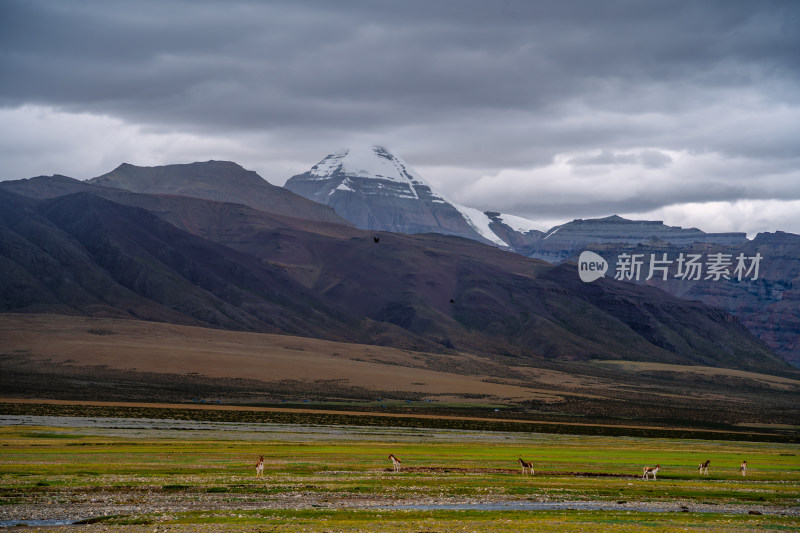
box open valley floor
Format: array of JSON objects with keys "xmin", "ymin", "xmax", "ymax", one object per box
[
  {"xmin": 2, "ymin": 314, "xmax": 799, "ymax": 529},
  {"xmin": 1, "ymin": 404, "xmax": 799, "ymax": 531}
]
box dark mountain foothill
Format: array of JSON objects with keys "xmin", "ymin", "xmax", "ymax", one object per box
[{"xmin": 0, "ymin": 188, "xmax": 356, "ymax": 339}]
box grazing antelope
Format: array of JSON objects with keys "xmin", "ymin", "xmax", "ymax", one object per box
[
  {"xmin": 698, "ymin": 460, "xmax": 710, "ymax": 475},
  {"xmin": 642, "ymin": 464, "xmax": 660, "ymax": 480},
  {"xmin": 739, "ymin": 460, "xmax": 747, "ymax": 476},
  {"xmin": 255, "ymin": 456, "xmax": 264, "ymax": 479},
  {"xmin": 388, "ymin": 454, "xmax": 401, "ymax": 472},
  {"xmin": 518, "ymin": 458, "xmax": 534, "ymax": 475}
]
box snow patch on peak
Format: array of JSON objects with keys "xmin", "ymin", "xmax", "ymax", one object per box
[
  {"xmin": 333, "ymin": 179, "xmax": 354, "ymax": 194},
  {"xmin": 309, "ymin": 149, "xmax": 347, "ymax": 178},
  {"xmin": 453, "ymin": 203, "xmax": 509, "ymax": 247},
  {"xmin": 308, "ymin": 145, "xmax": 446, "ymax": 196},
  {"xmin": 340, "ymin": 146, "xmax": 426, "ymax": 185},
  {"xmin": 543, "ymin": 227, "xmax": 562, "ymax": 240},
  {"xmin": 497, "ymin": 213, "xmax": 544, "ymax": 234},
  {"xmin": 312, "ymin": 145, "xmax": 453, "ymax": 202}
]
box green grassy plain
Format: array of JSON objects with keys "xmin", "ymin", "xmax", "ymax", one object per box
[{"xmin": 1, "ymin": 414, "xmax": 799, "ymax": 531}]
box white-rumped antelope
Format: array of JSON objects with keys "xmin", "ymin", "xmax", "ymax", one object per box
[
  {"xmin": 388, "ymin": 454, "xmax": 401, "ymax": 472},
  {"xmin": 255, "ymin": 456, "xmax": 264, "ymax": 479},
  {"xmin": 642, "ymin": 464, "xmax": 660, "ymax": 480},
  {"xmin": 518, "ymin": 458, "xmax": 534, "ymax": 475},
  {"xmin": 698, "ymin": 460, "xmax": 710, "ymax": 475},
  {"xmin": 739, "ymin": 460, "xmax": 747, "ymax": 476}
]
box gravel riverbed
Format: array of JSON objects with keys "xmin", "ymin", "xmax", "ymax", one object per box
[{"xmin": 2, "ymin": 490, "xmax": 797, "ymax": 525}]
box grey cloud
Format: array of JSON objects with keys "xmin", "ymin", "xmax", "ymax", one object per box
[
  {"xmin": 4, "ymin": 1, "xmax": 797, "ymax": 128},
  {"xmin": 481, "ymin": 182, "xmax": 763, "ymax": 222},
  {"xmin": 568, "ymin": 151, "xmax": 637, "ymax": 167},
  {"xmin": 1, "ymin": 0, "xmax": 799, "ymax": 235},
  {"xmin": 639, "ymin": 151, "xmax": 673, "ymax": 169},
  {"xmin": 567, "ymin": 150, "xmax": 672, "ymax": 169}
]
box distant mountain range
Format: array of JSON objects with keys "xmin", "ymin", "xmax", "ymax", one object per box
[
  {"xmin": 1, "ymin": 162, "xmax": 788, "ymax": 372},
  {"xmin": 285, "ymin": 146, "xmax": 749, "ymax": 256},
  {"xmin": 283, "ymin": 146, "xmax": 799, "ymax": 366}
]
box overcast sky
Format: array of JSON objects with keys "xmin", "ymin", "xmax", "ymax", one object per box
[{"xmin": 2, "ymin": 0, "xmax": 799, "ymax": 236}]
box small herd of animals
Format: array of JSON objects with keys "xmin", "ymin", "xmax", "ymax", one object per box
[
  {"xmin": 254, "ymin": 455, "xmax": 749, "ymax": 479},
  {"xmin": 642, "ymin": 460, "xmax": 746, "ymax": 479}
]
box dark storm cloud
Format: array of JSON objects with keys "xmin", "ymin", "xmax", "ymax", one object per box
[
  {"xmin": 1, "ymin": 0, "xmax": 799, "ymax": 233},
  {"xmin": 3, "ymin": 1, "xmax": 797, "ymax": 129}
]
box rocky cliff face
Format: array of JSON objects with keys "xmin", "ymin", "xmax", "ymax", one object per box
[
  {"xmin": 519, "ymin": 215, "xmax": 748, "ymax": 263},
  {"xmin": 575, "ymin": 231, "xmax": 800, "ymax": 366}
]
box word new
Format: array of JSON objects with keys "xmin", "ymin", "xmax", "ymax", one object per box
[
  {"xmin": 578, "ymin": 251, "xmax": 609, "ymax": 282},
  {"xmin": 614, "ymin": 252, "xmax": 763, "ymax": 282}
]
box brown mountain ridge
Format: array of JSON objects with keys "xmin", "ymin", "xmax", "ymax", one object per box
[
  {"xmin": 0, "ymin": 172, "xmax": 788, "ymax": 373},
  {"xmin": 88, "ymin": 160, "xmax": 349, "ymax": 226}
]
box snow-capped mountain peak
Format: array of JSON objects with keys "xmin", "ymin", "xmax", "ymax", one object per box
[
  {"xmin": 285, "ymin": 145, "xmax": 536, "ymax": 247},
  {"xmin": 308, "ymin": 145, "xmax": 444, "ymax": 202}
]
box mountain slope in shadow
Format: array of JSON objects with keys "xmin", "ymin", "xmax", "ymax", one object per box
[{"xmin": 0, "ymin": 184, "xmax": 788, "ymax": 372}]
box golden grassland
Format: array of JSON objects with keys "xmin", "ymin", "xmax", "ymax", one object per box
[
  {"xmin": 0, "ymin": 313, "xmax": 587, "ymax": 403},
  {"xmin": 3, "ymin": 313, "xmax": 800, "ymax": 408}
]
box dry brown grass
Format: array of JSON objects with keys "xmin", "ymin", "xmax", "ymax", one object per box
[
  {"xmin": 0, "ymin": 313, "xmax": 581, "ymax": 404},
  {"xmin": 596, "ymin": 360, "xmax": 800, "ymax": 389},
  {"xmin": 3, "ymin": 313, "xmax": 799, "ymax": 434}
]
